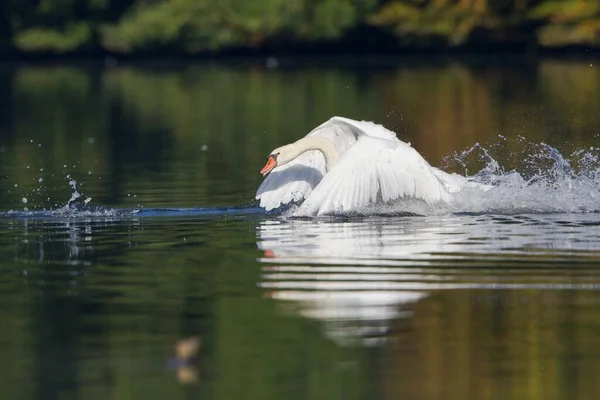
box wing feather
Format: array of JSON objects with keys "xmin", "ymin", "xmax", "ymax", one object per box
[
  {"xmin": 294, "ymin": 136, "xmax": 454, "ymax": 216},
  {"xmin": 255, "ymin": 116, "xmax": 423, "ymax": 211},
  {"xmin": 256, "ymin": 117, "xmax": 368, "ymax": 210},
  {"xmin": 255, "ymin": 151, "xmax": 325, "ymax": 211}
]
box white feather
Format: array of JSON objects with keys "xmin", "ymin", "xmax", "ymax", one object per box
[
  {"xmin": 256, "ymin": 116, "xmax": 470, "ymax": 216},
  {"xmin": 256, "ymin": 117, "xmax": 361, "ymax": 210}
]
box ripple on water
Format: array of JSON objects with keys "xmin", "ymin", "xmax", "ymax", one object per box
[{"xmin": 254, "ymin": 213, "xmax": 600, "ymax": 343}]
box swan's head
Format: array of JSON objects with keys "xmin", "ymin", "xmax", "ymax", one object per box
[{"xmin": 260, "ymin": 145, "xmax": 295, "ymax": 176}]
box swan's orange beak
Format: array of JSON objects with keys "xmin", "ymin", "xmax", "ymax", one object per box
[
  {"xmin": 264, "ymin": 249, "xmax": 276, "ymax": 258},
  {"xmin": 260, "ymin": 155, "xmax": 277, "ymax": 176}
]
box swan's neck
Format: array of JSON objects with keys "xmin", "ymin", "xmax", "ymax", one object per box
[{"xmin": 292, "ymin": 136, "xmax": 339, "ymax": 171}]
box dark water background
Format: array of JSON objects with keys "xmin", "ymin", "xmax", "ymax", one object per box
[{"xmin": 1, "ymin": 57, "xmax": 600, "ymax": 399}]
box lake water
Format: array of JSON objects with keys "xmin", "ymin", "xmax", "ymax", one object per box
[{"xmin": 1, "ymin": 57, "xmax": 600, "ymax": 399}]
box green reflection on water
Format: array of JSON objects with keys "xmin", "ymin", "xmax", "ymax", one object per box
[
  {"xmin": 0, "ymin": 59, "xmax": 599, "ymax": 399},
  {"xmin": 1, "ymin": 59, "xmax": 599, "ymax": 211},
  {"xmin": 0, "ymin": 217, "xmax": 378, "ymax": 400}
]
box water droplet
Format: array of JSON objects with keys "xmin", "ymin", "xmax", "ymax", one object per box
[
  {"xmin": 63, "ymin": 165, "xmax": 67, "ymax": 168},
  {"xmin": 38, "ymin": 178, "xmax": 43, "ymax": 182},
  {"xmin": 88, "ymin": 137, "xmax": 96, "ymax": 144},
  {"xmin": 21, "ymin": 197, "xmax": 27, "ymax": 204},
  {"xmin": 88, "ymin": 171, "xmax": 92, "ymax": 175},
  {"xmin": 14, "ymin": 184, "xmax": 18, "ymax": 187},
  {"xmin": 39, "ymin": 168, "xmax": 43, "ymax": 172},
  {"xmin": 26, "ymin": 165, "xmax": 30, "ymax": 169},
  {"xmin": 201, "ymin": 145, "xmax": 209, "ymax": 151}
]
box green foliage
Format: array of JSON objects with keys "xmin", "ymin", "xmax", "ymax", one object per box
[
  {"xmin": 15, "ymin": 23, "xmax": 91, "ymax": 52},
  {"xmin": 101, "ymin": 0, "xmax": 306, "ymax": 52},
  {"xmin": 529, "ymin": 0, "xmax": 600, "ymax": 46},
  {"xmin": 369, "ymin": 0, "xmax": 542, "ymax": 45},
  {"xmin": 306, "ymin": 0, "xmax": 372, "ymax": 39},
  {"xmin": 1, "ymin": 0, "xmax": 600, "ymax": 53},
  {"xmin": 101, "ymin": 0, "xmax": 376, "ymax": 52},
  {"xmin": 5, "ymin": 0, "xmax": 119, "ymax": 52},
  {"xmin": 369, "ymin": 0, "xmax": 600, "ymax": 47}
]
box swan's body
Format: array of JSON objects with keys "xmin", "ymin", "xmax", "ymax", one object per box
[{"xmin": 256, "ymin": 116, "xmax": 469, "ymax": 216}]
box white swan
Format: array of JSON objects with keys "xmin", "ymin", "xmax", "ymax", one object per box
[{"xmin": 256, "ymin": 116, "xmax": 469, "ymax": 216}]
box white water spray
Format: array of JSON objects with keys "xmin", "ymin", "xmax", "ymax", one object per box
[{"xmin": 282, "ymin": 138, "xmax": 600, "ymax": 217}]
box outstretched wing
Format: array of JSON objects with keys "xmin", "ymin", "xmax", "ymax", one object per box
[
  {"xmin": 255, "ymin": 151, "xmax": 326, "ymax": 211},
  {"xmin": 294, "ymin": 135, "xmax": 454, "ymax": 216},
  {"xmin": 256, "ymin": 117, "xmax": 370, "ymax": 211},
  {"xmin": 327, "ymin": 116, "xmax": 397, "ymax": 141}
]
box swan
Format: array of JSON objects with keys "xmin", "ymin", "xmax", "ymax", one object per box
[{"xmin": 256, "ymin": 116, "xmax": 469, "ymax": 216}]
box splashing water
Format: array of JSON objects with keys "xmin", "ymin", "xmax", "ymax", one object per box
[
  {"xmin": 61, "ymin": 175, "xmax": 93, "ymax": 209},
  {"xmin": 1, "ymin": 140, "xmax": 142, "ymax": 219},
  {"xmin": 30, "ymin": 175, "xmax": 124, "ymax": 218},
  {"xmin": 281, "ymin": 138, "xmax": 600, "ymax": 218},
  {"xmin": 4, "ymin": 138, "xmax": 600, "ymax": 219},
  {"xmin": 443, "ymin": 140, "xmax": 600, "ymax": 214},
  {"xmin": 2, "ymin": 172, "xmax": 132, "ymax": 219}
]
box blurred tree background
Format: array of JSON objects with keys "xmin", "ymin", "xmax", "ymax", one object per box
[{"xmin": 0, "ymin": 0, "xmax": 599, "ymax": 56}]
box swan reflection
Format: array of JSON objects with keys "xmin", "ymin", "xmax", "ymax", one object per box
[
  {"xmin": 256, "ymin": 217, "xmax": 456, "ymax": 343},
  {"xmin": 256, "ymin": 214, "xmax": 600, "ymax": 343}
]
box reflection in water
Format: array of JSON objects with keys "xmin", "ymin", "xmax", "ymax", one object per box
[
  {"xmin": 1, "ymin": 61, "xmax": 600, "ymax": 213},
  {"xmin": 0, "ymin": 216, "xmax": 143, "ymax": 267},
  {"xmin": 1, "ymin": 60, "xmax": 600, "ymax": 399},
  {"xmin": 166, "ymin": 336, "xmax": 201, "ymax": 385},
  {"xmin": 256, "ymin": 215, "xmax": 600, "ymax": 343},
  {"xmin": 258, "ymin": 214, "xmax": 600, "ymax": 263}
]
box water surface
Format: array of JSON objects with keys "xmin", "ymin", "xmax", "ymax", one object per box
[{"xmin": 1, "ymin": 58, "xmax": 600, "ymax": 399}]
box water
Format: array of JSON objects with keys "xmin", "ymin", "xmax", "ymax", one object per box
[{"xmin": 1, "ymin": 58, "xmax": 600, "ymax": 399}]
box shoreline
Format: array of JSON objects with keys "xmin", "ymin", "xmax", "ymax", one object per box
[{"xmin": 1, "ymin": 40, "xmax": 600, "ymax": 66}]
